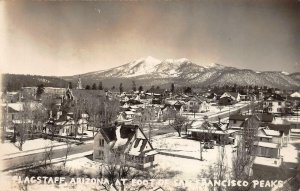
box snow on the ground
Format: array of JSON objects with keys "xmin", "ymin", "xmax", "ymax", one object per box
[
  {"xmin": 281, "ymin": 139, "xmax": 300, "ymax": 164},
  {"xmin": 56, "ymin": 156, "xmax": 102, "ymax": 177},
  {"xmin": 0, "ymin": 139, "xmax": 64, "ymax": 156},
  {"xmin": 152, "ymin": 136, "xmax": 232, "ymax": 170}
]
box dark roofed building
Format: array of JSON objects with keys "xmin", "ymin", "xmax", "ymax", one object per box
[{"xmin": 93, "ymin": 124, "xmax": 157, "ymax": 169}]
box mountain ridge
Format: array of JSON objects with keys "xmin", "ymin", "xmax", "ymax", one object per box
[
  {"xmin": 2, "ymin": 57, "xmax": 299, "ymax": 90},
  {"xmin": 62, "ymin": 56, "xmax": 299, "ymax": 89}
]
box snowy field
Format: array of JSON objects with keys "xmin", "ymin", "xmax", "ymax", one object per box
[{"xmin": 0, "ymin": 138, "xmax": 65, "ymax": 156}]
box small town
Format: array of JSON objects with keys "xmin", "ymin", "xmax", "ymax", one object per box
[
  {"xmin": 1, "ymin": 0, "xmax": 300, "ymax": 191},
  {"xmin": 1, "ymin": 77, "xmax": 300, "ymax": 191}
]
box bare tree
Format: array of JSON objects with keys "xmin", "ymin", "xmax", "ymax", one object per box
[
  {"xmin": 63, "ymin": 138, "xmax": 72, "ymax": 167},
  {"xmin": 30, "ymin": 102, "xmax": 48, "ymax": 138},
  {"xmin": 43, "ymin": 140, "xmax": 54, "ymax": 167},
  {"xmin": 1, "ymin": 102, "xmax": 9, "ymax": 143},
  {"xmin": 15, "ymin": 124, "xmax": 27, "ymax": 151},
  {"xmin": 191, "ymin": 104, "xmax": 200, "ymax": 118},
  {"xmin": 14, "ymin": 101, "xmax": 33, "ymax": 151},
  {"xmin": 169, "ymin": 114, "xmax": 189, "ymax": 137},
  {"xmin": 231, "ymin": 114, "xmax": 259, "ymax": 191},
  {"xmin": 99, "ymin": 153, "xmax": 136, "ymax": 191},
  {"xmin": 135, "ymin": 106, "xmax": 156, "ymax": 142}
]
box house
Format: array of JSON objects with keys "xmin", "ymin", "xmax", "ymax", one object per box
[
  {"xmin": 188, "ymin": 121, "xmax": 238, "ymax": 144},
  {"xmin": 256, "ymin": 127, "xmax": 283, "ymax": 147},
  {"xmin": 2, "ymin": 102, "xmax": 45, "ymax": 134},
  {"xmin": 263, "ymin": 94, "xmax": 287, "ymax": 115},
  {"xmin": 220, "ymin": 92, "xmax": 241, "ymax": 102},
  {"xmin": 160, "ymin": 104, "xmax": 177, "ymax": 121},
  {"xmin": 2, "ymin": 91, "xmax": 21, "ymax": 103},
  {"xmin": 116, "ymin": 112, "xmax": 132, "ymax": 124},
  {"xmin": 239, "ymin": 94, "xmax": 248, "ymax": 101},
  {"xmin": 93, "ymin": 124, "xmax": 157, "ymax": 169},
  {"xmin": 205, "ymin": 93, "xmax": 218, "ymax": 102},
  {"xmin": 268, "ymin": 123, "xmax": 291, "ymax": 147},
  {"xmin": 45, "ymin": 112, "xmax": 89, "ymax": 137},
  {"xmin": 229, "ymin": 113, "xmax": 274, "ymax": 129},
  {"xmin": 252, "ymin": 142, "xmax": 283, "ymax": 179},
  {"xmin": 228, "ymin": 114, "xmax": 251, "ymax": 129},
  {"xmin": 45, "ymin": 113, "xmax": 75, "ymax": 136},
  {"xmin": 257, "ymin": 113, "xmax": 274, "ymax": 126},
  {"xmin": 253, "ymin": 141, "xmax": 281, "ymax": 159},
  {"xmin": 184, "ymin": 96, "xmax": 210, "ymax": 113},
  {"xmin": 219, "ymin": 96, "xmax": 235, "ymax": 106}
]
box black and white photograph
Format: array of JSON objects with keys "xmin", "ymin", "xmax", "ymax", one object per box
[{"xmin": 0, "ymin": 0, "xmax": 300, "ymax": 190}]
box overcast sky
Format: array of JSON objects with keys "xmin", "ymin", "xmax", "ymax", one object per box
[{"xmin": 1, "ymin": 0, "xmax": 300, "ymax": 76}]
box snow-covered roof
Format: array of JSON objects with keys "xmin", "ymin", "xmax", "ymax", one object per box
[
  {"xmin": 290, "ymin": 92, "xmax": 300, "ymax": 98},
  {"xmin": 188, "ymin": 129, "xmax": 227, "ymax": 135},
  {"xmin": 254, "ymin": 141, "xmax": 279, "ymax": 149},
  {"xmin": 125, "ymin": 111, "xmax": 135, "ymax": 115},
  {"xmin": 264, "ymin": 129, "xmax": 281, "ymax": 137},
  {"xmin": 253, "ymin": 156, "xmax": 281, "ymax": 167},
  {"xmin": 12, "ymin": 119, "xmax": 33, "ymax": 124},
  {"xmin": 112, "ymin": 126, "xmax": 129, "ymax": 149}
]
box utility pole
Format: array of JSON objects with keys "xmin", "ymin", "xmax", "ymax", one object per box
[{"xmin": 200, "ymin": 141, "xmax": 203, "ymax": 161}]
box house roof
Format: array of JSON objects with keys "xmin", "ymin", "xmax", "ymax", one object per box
[
  {"xmin": 263, "ymin": 129, "xmax": 281, "ymax": 137},
  {"xmin": 254, "ymin": 141, "xmax": 279, "ymax": 149},
  {"xmin": 229, "ymin": 114, "xmax": 250, "ymax": 121},
  {"xmin": 290, "ymin": 92, "xmax": 300, "ymax": 98},
  {"xmin": 100, "ymin": 125, "xmax": 138, "ymax": 143},
  {"xmin": 222, "ymin": 92, "xmax": 239, "ymax": 99},
  {"xmin": 258, "ymin": 113, "xmax": 274, "ymax": 123},
  {"xmin": 268, "ymin": 124, "xmax": 291, "ymax": 135},
  {"xmin": 264, "ymin": 94, "xmax": 285, "ymax": 101},
  {"xmin": 253, "ymin": 156, "xmax": 281, "ymax": 167},
  {"xmin": 99, "ymin": 124, "xmax": 156, "ymax": 156},
  {"xmin": 146, "ymin": 88, "xmax": 165, "ymax": 95},
  {"xmin": 2, "ymin": 106, "xmax": 19, "ymax": 113}
]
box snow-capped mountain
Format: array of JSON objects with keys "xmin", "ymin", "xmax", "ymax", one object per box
[{"xmin": 63, "ymin": 56, "xmax": 300, "ymax": 89}]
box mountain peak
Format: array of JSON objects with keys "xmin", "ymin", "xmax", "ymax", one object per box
[
  {"xmin": 142, "ymin": 56, "xmax": 161, "ymax": 64},
  {"xmin": 206, "ymin": 62, "xmax": 225, "ymax": 69}
]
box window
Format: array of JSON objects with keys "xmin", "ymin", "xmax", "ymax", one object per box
[
  {"xmin": 133, "ymin": 156, "xmax": 143, "ymax": 164},
  {"xmin": 99, "ymin": 139, "xmax": 105, "ymax": 147},
  {"xmin": 145, "ymin": 155, "xmax": 154, "ymax": 163},
  {"xmin": 98, "ymin": 150, "xmax": 104, "ymax": 160},
  {"xmin": 233, "ymin": 120, "xmax": 237, "ymax": 124},
  {"xmin": 278, "ymin": 102, "xmax": 281, "ymax": 106}
]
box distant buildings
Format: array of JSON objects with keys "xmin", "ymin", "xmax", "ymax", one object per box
[
  {"xmin": 219, "ymin": 92, "xmax": 241, "ymax": 105},
  {"xmin": 263, "ymin": 94, "xmax": 287, "ymax": 115}
]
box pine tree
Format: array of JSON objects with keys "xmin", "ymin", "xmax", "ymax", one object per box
[
  {"xmin": 92, "ymin": 83, "xmax": 97, "ymax": 90},
  {"xmin": 85, "ymin": 85, "xmax": 91, "ymax": 90},
  {"xmin": 68, "ymin": 82, "xmax": 73, "ymax": 89},
  {"xmin": 132, "ymin": 81, "xmax": 137, "ymax": 91},
  {"xmin": 98, "ymin": 81, "xmax": 103, "ymax": 90},
  {"xmin": 119, "ymin": 83, "xmax": 123, "ymax": 93},
  {"xmin": 138, "ymin": 86, "xmax": 143, "ymax": 92},
  {"xmin": 36, "ymin": 84, "xmax": 45, "ymax": 98},
  {"xmin": 171, "ymin": 83, "xmax": 175, "ymax": 93}
]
